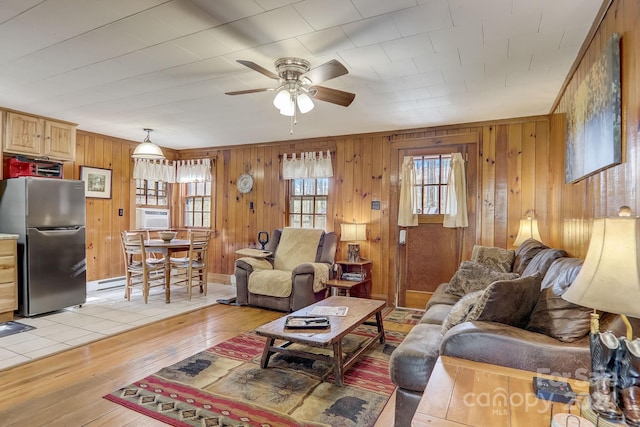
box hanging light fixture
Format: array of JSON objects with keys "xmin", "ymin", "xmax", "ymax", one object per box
[{"xmin": 132, "ymin": 128, "xmax": 165, "ymax": 160}]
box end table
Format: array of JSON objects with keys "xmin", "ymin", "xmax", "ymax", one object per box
[{"xmin": 325, "ymin": 259, "xmax": 372, "ymax": 298}]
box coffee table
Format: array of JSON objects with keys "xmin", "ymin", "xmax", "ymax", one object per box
[{"xmin": 254, "ymin": 296, "xmax": 386, "ymax": 386}]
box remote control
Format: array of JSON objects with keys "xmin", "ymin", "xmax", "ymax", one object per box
[{"xmin": 532, "ymin": 377, "xmax": 576, "ymax": 403}]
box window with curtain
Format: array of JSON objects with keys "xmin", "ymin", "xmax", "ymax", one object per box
[
  {"xmin": 183, "ymin": 181, "xmax": 211, "ymax": 228},
  {"xmin": 413, "ymin": 154, "xmax": 451, "ymax": 215},
  {"xmin": 287, "ymin": 178, "xmax": 328, "ymax": 229},
  {"xmin": 135, "ymin": 179, "xmax": 168, "ymax": 207}
]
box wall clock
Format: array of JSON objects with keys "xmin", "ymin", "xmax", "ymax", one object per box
[{"xmin": 237, "ymin": 173, "xmax": 253, "ymax": 193}]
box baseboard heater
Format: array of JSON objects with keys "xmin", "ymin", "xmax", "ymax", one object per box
[{"xmin": 91, "ymin": 276, "xmax": 126, "ymax": 292}]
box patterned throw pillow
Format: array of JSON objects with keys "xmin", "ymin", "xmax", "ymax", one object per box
[
  {"xmin": 471, "ymin": 245, "xmax": 516, "ymax": 273},
  {"xmin": 466, "ymin": 273, "xmax": 543, "ymax": 329},
  {"xmin": 441, "ymin": 290, "xmax": 484, "ymax": 335},
  {"xmin": 445, "ymin": 261, "xmax": 519, "ymax": 297}
]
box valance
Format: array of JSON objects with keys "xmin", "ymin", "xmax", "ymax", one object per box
[
  {"xmin": 133, "ymin": 158, "xmax": 211, "ymax": 183},
  {"xmin": 176, "ymin": 159, "xmax": 211, "ymax": 183},
  {"xmin": 133, "ymin": 159, "xmax": 175, "ymax": 183},
  {"xmin": 282, "ymin": 150, "xmax": 333, "ymax": 179}
]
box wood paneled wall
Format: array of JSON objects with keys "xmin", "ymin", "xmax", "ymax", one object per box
[
  {"xmin": 73, "ymin": 113, "xmax": 550, "ymax": 304},
  {"xmin": 549, "ymin": 0, "xmax": 640, "ymax": 257}
]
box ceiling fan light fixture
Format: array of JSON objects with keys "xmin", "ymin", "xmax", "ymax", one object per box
[
  {"xmin": 279, "ymin": 99, "xmax": 295, "ymax": 116},
  {"xmin": 297, "ymin": 92, "xmax": 314, "ymax": 113},
  {"xmin": 132, "ymin": 128, "xmax": 165, "ymax": 160},
  {"xmin": 273, "ymin": 89, "xmax": 291, "ymax": 110}
]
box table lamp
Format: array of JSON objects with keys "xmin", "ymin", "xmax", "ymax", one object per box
[
  {"xmin": 562, "ymin": 206, "xmax": 640, "ymax": 422},
  {"xmin": 340, "ymin": 223, "xmax": 366, "ymax": 262},
  {"xmin": 513, "ymin": 211, "xmax": 542, "ymax": 246}
]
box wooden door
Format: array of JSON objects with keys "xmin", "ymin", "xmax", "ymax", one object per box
[{"xmin": 392, "ymin": 137, "xmax": 478, "ymax": 309}]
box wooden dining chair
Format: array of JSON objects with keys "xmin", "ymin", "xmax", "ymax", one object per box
[
  {"xmin": 169, "ymin": 230, "xmax": 211, "ymax": 300},
  {"xmin": 120, "ymin": 231, "xmax": 166, "ymax": 303}
]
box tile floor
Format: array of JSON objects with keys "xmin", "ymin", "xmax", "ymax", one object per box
[{"xmin": 0, "ymin": 281, "xmax": 236, "ymax": 371}]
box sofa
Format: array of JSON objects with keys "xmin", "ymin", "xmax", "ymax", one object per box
[
  {"xmin": 389, "ymin": 238, "xmax": 637, "ymax": 427},
  {"xmin": 234, "ymin": 228, "xmax": 338, "ymax": 312}
]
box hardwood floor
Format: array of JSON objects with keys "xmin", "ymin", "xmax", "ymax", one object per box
[{"xmin": 0, "ymin": 303, "xmax": 410, "ymax": 426}]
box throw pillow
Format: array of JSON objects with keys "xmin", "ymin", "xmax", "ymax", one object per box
[
  {"xmin": 466, "ymin": 273, "xmax": 543, "ymax": 329},
  {"xmin": 527, "ymin": 258, "xmax": 592, "ymax": 342},
  {"xmin": 445, "ymin": 261, "xmax": 519, "ymax": 297},
  {"xmin": 441, "ymin": 290, "xmax": 484, "ymax": 335},
  {"xmin": 471, "ymin": 245, "xmax": 516, "ymax": 273}
]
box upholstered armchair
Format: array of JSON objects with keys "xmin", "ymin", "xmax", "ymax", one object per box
[{"xmin": 234, "ymin": 228, "xmax": 338, "ymax": 312}]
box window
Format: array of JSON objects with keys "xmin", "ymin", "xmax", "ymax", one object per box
[
  {"xmin": 135, "ymin": 179, "xmax": 168, "ymax": 207},
  {"xmin": 413, "ymin": 154, "xmax": 451, "ymax": 215},
  {"xmin": 288, "ymin": 178, "xmax": 328, "ymax": 229},
  {"xmin": 184, "ymin": 181, "xmax": 211, "ymax": 228}
]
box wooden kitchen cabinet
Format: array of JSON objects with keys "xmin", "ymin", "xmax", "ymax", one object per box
[
  {"xmin": 0, "ymin": 238, "xmax": 18, "ymax": 322},
  {"xmin": 4, "ymin": 111, "xmax": 76, "ymax": 161}
]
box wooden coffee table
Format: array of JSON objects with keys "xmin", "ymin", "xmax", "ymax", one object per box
[{"xmin": 254, "ymin": 296, "xmax": 386, "ymax": 386}]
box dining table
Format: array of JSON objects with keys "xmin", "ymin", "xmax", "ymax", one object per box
[{"xmin": 144, "ymin": 238, "xmax": 190, "ymax": 303}]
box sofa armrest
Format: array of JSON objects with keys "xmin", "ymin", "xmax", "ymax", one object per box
[{"xmin": 440, "ymin": 321, "xmax": 591, "ymax": 379}]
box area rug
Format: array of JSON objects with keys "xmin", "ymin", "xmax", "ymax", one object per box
[
  {"xmin": 383, "ymin": 307, "xmax": 425, "ymax": 325},
  {"xmin": 105, "ymin": 325, "xmax": 405, "ymax": 427}
]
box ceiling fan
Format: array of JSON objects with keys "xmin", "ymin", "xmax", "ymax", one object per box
[{"xmin": 225, "ymin": 57, "xmax": 356, "ymax": 119}]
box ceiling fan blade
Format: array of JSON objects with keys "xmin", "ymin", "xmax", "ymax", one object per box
[
  {"xmin": 310, "ymin": 86, "xmax": 355, "ymax": 107},
  {"xmin": 225, "ymin": 88, "xmax": 273, "ymax": 95},
  {"xmin": 302, "ymin": 59, "xmax": 348, "ymax": 84},
  {"xmin": 236, "ymin": 60, "xmax": 280, "ymax": 80}
]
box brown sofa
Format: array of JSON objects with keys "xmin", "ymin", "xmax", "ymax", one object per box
[
  {"xmin": 234, "ymin": 228, "xmax": 338, "ymax": 312},
  {"xmin": 389, "ymin": 238, "xmax": 637, "ymax": 427}
]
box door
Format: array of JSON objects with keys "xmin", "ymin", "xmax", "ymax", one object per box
[
  {"xmin": 23, "ymin": 227, "xmax": 86, "ymax": 316},
  {"xmin": 394, "ymin": 139, "xmax": 478, "ymax": 308}
]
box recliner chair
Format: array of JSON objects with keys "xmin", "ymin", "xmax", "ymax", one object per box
[{"xmin": 234, "ymin": 227, "xmax": 338, "ymax": 312}]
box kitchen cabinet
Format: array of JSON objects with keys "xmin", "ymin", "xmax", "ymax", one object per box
[
  {"xmin": 4, "ymin": 111, "xmax": 76, "ymax": 161},
  {"xmin": 0, "ymin": 236, "xmax": 18, "ymax": 322}
]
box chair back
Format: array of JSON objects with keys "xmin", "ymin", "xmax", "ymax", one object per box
[
  {"xmin": 188, "ymin": 230, "xmax": 211, "ymax": 264},
  {"xmin": 121, "ymin": 231, "xmax": 147, "ymax": 268}
]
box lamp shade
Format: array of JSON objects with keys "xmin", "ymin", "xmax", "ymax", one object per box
[
  {"xmin": 132, "ymin": 142, "xmax": 165, "ymax": 159},
  {"xmin": 341, "ymin": 223, "xmax": 366, "ymax": 241},
  {"xmin": 513, "ymin": 218, "xmax": 542, "ymax": 246},
  {"xmin": 297, "ymin": 92, "xmax": 314, "ymax": 113},
  {"xmin": 562, "ymin": 216, "xmax": 640, "ymax": 318},
  {"xmin": 132, "ymin": 129, "xmax": 165, "ymax": 160},
  {"xmin": 273, "ymin": 89, "xmax": 290, "ymax": 110}
]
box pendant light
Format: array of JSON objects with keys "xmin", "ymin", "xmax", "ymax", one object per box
[{"xmin": 132, "ymin": 128, "xmax": 165, "ymax": 160}]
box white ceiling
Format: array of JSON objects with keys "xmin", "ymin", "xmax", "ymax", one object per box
[{"xmin": 0, "ymin": 0, "xmax": 603, "ymax": 150}]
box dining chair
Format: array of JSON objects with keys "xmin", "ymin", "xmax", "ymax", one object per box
[
  {"xmin": 169, "ymin": 230, "xmax": 211, "ymax": 300},
  {"xmin": 120, "ymin": 231, "xmax": 166, "ymax": 303}
]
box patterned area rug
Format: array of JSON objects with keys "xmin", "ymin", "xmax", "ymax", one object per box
[
  {"xmin": 383, "ymin": 307, "xmax": 426, "ymax": 325},
  {"xmin": 105, "ymin": 325, "xmax": 406, "ymax": 427}
]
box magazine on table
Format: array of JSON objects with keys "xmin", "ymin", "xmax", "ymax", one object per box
[{"xmin": 309, "ymin": 306, "xmax": 349, "ymax": 316}]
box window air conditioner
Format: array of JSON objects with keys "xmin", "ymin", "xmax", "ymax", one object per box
[{"xmin": 135, "ymin": 208, "xmax": 170, "ymax": 230}]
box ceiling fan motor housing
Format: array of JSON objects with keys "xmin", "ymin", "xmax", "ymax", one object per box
[{"xmin": 275, "ymin": 57, "xmax": 311, "ymax": 82}]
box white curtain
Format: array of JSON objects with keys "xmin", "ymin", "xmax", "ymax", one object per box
[
  {"xmin": 133, "ymin": 159, "xmax": 176, "ymax": 183},
  {"xmin": 132, "ymin": 158, "xmax": 211, "ymax": 183},
  {"xmin": 398, "ymin": 156, "xmax": 418, "ymax": 227},
  {"xmin": 282, "ymin": 150, "xmax": 333, "ymax": 179},
  {"xmin": 443, "ymin": 152, "xmax": 469, "ymax": 228},
  {"xmin": 176, "ymin": 159, "xmax": 211, "ymax": 183}
]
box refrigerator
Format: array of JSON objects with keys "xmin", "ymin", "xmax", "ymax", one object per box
[{"xmin": 0, "ymin": 177, "xmax": 86, "ymax": 316}]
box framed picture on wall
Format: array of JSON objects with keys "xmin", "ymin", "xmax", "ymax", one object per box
[
  {"xmin": 81, "ymin": 166, "xmax": 112, "ymax": 199},
  {"xmin": 565, "ymin": 33, "xmax": 622, "ymax": 184}
]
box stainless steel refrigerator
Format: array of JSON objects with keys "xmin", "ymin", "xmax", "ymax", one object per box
[{"xmin": 0, "ymin": 177, "xmax": 86, "ymax": 316}]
